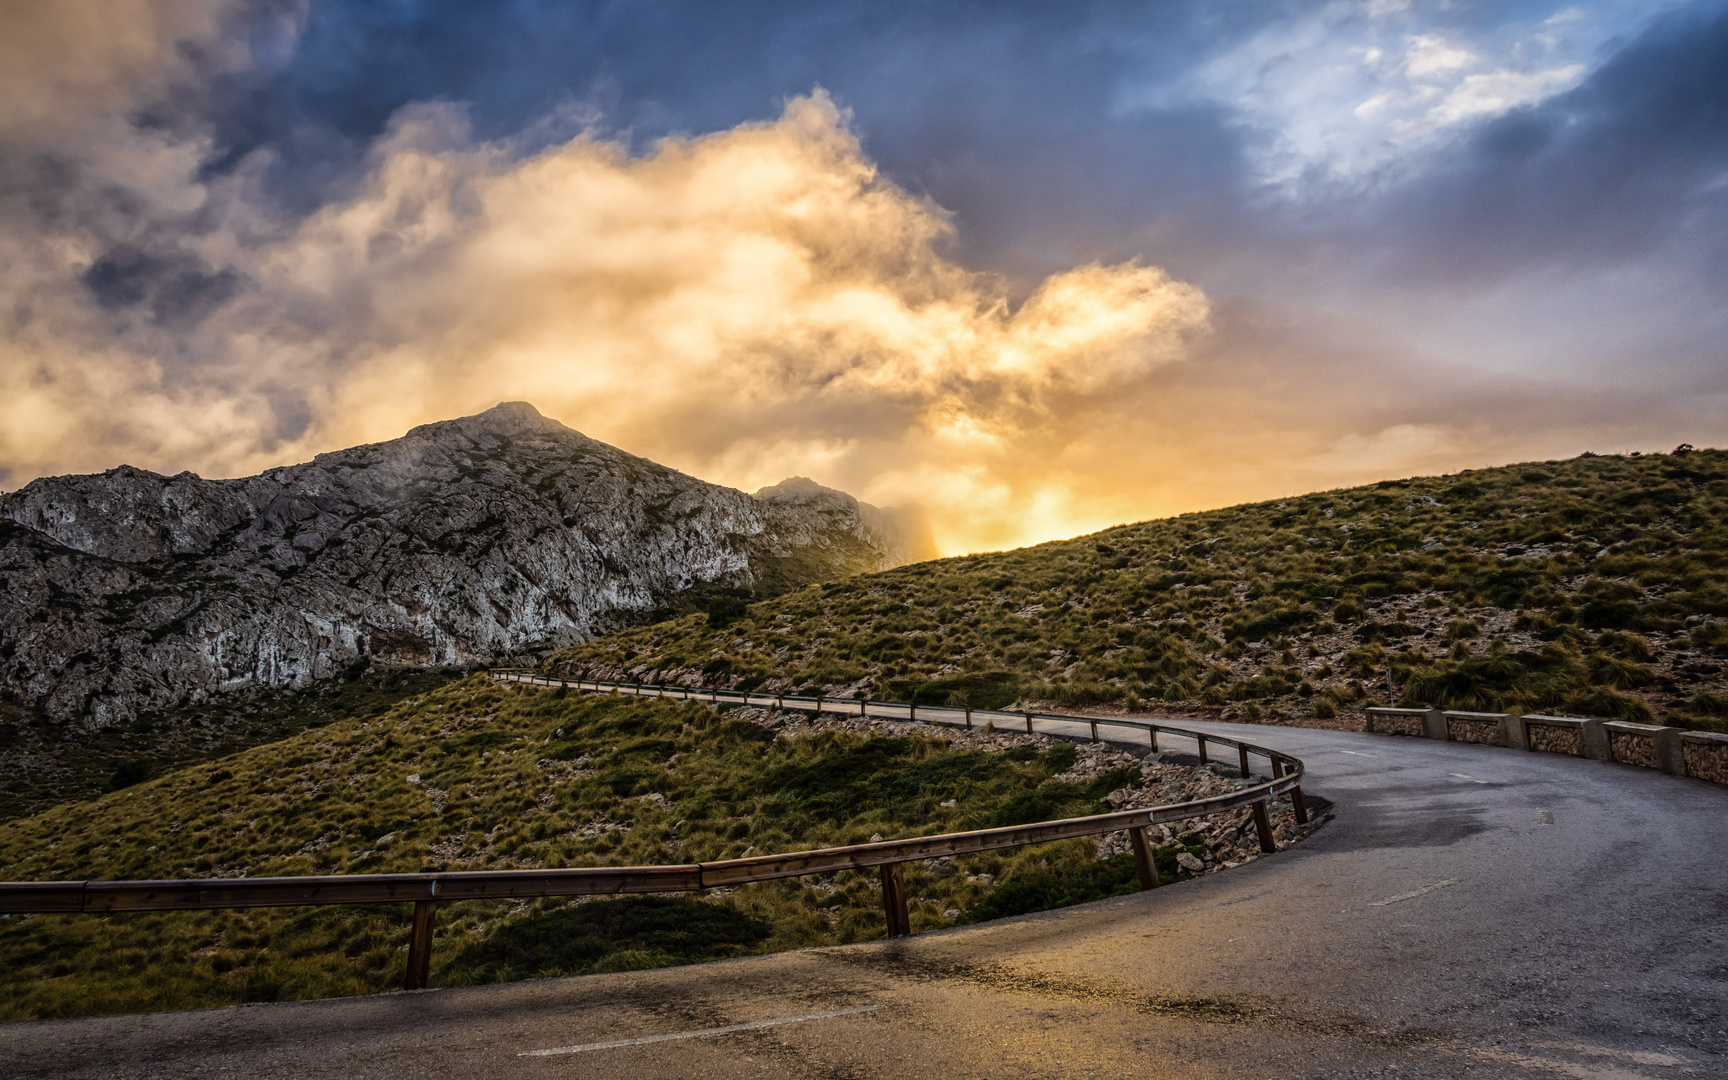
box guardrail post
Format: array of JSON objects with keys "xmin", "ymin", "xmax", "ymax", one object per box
[
  {"xmin": 1238, "ymin": 745, "xmax": 1250, "ymax": 778},
  {"xmin": 1148, "ymin": 727, "xmax": 1157, "ymax": 751},
  {"xmin": 1197, "ymin": 736, "xmax": 1208, "ymax": 764},
  {"xmin": 1270, "ymin": 756, "xmax": 1309, "ymax": 824},
  {"xmin": 1128, "ymin": 826, "xmax": 1160, "ymax": 890},
  {"xmin": 814, "ymin": 694, "xmax": 822, "ymax": 716},
  {"xmin": 404, "ymin": 900, "xmax": 438, "ymax": 990},
  {"xmin": 881, "ymin": 863, "xmax": 911, "ymax": 938},
  {"xmin": 1024, "ymin": 711, "xmax": 1033, "ymax": 735},
  {"xmin": 964, "ymin": 706, "xmax": 972, "ymax": 730},
  {"xmin": 1251, "ymin": 800, "xmax": 1276, "ymax": 853},
  {"xmin": 1090, "ymin": 719, "xmax": 1099, "ymax": 744},
  {"xmin": 910, "ymin": 700, "xmax": 916, "ymax": 722},
  {"xmin": 860, "ymin": 698, "xmax": 867, "ymax": 718}
]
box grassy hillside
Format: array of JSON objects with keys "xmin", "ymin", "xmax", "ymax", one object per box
[
  {"xmin": 0, "ymin": 663, "xmax": 462, "ymax": 824},
  {"xmin": 549, "ymin": 448, "xmax": 1728, "ymax": 732},
  {"xmin": 0, "ymin": 677, "xmax": 1278, "ymax": 1020}
]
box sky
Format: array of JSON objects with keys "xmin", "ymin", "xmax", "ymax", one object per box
[{"xmin": 2, "ymin": 0, "xmax": 1725, "ymax": 555}]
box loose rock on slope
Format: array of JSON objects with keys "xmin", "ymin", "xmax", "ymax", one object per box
[{"xmin": 0, "ymin": 402, "xmax": 933, "ymax": 726}]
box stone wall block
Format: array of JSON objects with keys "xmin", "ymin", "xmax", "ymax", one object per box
[
  {"xmin": 1444, "ymin": 711, "xmax": 1510, "ymax": 747},
  {"xmin": 1364, "ymin": 707, "xmax": 1428, "ymax": 737},
  {"xmin": 1580, "ymin": 718, "xmax": 1611, "ymax": 762},
  {"xmin": 1681, "ymin": 732, "xmax": 1728, "ymax": 784}
]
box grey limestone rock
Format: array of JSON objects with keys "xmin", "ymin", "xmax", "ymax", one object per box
[{"xmin": 0, "ymin": 402, "xmax": 933, "ymax": 726}]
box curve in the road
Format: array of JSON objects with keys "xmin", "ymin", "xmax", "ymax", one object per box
[{"xmin": 4, "ymin": 712, "xmax": 1726, "ymax": 1079}]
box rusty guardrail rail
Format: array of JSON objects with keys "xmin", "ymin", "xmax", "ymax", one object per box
[{"xmin": 0, "ymin": 672, "xmax": 1307, "ymax": 992}]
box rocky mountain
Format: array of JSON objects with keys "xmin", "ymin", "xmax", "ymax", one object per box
[{"xmin": 0, "ymin": 402, "xmax": 933, "ymax": 726}]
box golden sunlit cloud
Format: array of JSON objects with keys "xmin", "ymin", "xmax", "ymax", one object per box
[
  {"xmin": 0, "ymin": 87, "xmax": 1211, "ymax": 554},
  {"xmin": 3, "ymin": 15, "xmax": 1676, "ymax": 558}
]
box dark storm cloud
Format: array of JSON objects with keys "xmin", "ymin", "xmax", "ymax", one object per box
[
  {"xmin": 180, "ymin": 1, "xmax": 1248, "ymax": 247},
  {"xmin": 1378, "ymin": 4, "xmax": 1728, "ymax": 280}
]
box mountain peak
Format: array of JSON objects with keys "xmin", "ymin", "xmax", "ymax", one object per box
[{"xmin": 0, "ymin": 412, "xmax": 925, "ymax": 726}]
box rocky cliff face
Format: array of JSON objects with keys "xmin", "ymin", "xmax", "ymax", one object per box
[{"xmin": 0, "ymin": 402, "xmax": 933, "ymax": 725}]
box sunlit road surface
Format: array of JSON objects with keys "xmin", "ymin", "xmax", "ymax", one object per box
[{"xmin": 5, "ymin": 719, "xmax": 1726, "ymax": 1079}]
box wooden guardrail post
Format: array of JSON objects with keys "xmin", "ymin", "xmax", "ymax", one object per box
[
  {"xmin": 1090, "ymin": 719, "xmax": 1099, "ymax": 744},
  {"xmin": 881, "ymin": 863, "xmax": 911, "ymax": 937},
  {"xmin": 1237, "ymin": 745, "xmax": 1251, "ymax": 778},
  {"xmin": 1270, "ymin": 756, "xmax": 1309, "ymax": 824},
  {"xmin": 403, "ymin": 899, "xmax": 438, "ymax": 990},
  {"xmin": 1024, "ymin": 711, "xmax": 1033, "ymax": 735},
  {"xmin": 1148, "ymin": 726, "xmax": 1158, "ymax": 751},
  {"xmin": 1251, "ymin": 800, "xmax": 1276, "ymax": 853},
  {"xmin": 909, "ymin": 700, "xmax": 916, "ymax": 722},
  {"xmin": 964, "ymin": 705, "xmax": 972, "ymax": 729},
  {"xmin": 1128, "ymin": 826, "xmax": 1160, "ymax": 890},
  {"xmin": 1197, "ymin": 736, "xmax": 1208, "ymax": 764}
]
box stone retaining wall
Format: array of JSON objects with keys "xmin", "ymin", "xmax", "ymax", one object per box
[
  {"xmin": 1361, "ymin": 707, "xmax": 1726, "ymax": 787},
  {"xmin": 1682, "ymin": 733, "xmax": 1728, "ymax": 784},
  {"xmin": 1447, "ymin": 716, "xmax": 1505, "ymax": 746},
  {"xmin": 1527, "ymin": 722, "xmax": 1582, "ymax": 756},
  {"xmin": 1364, "ymin": 708, "xmax": 1426, "ymax": 737},
  {"xmin": 1609, "ymin": 731, "xmax": 1659, "ymax": 768}
]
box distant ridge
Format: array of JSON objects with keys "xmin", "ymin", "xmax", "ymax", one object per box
[{"xmin": 550, "ymin": 446, "xmax": 1728, "ymax": 734}]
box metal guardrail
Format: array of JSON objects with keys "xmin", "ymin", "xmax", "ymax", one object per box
[{"xmin": 0, "ymin": 671, "xmax": 1308, "ymax": 992}]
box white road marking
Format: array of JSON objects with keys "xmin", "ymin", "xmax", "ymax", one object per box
[
  {"xmin": 1339, "ymin": 750, "xmax": 1379, "ymax": 757},
  {"xmin": 1449, "ymin": 773, "xmax": 1490, "ymax": 784},
  {"xmin": 518, "ymin": 1005, "xmax": 883, "ymax": 1057},
  {"xmin": 1369, "ymin": 878, "xmax": 1463, "ymax": 907}
]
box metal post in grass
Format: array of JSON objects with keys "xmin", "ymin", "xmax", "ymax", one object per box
[
  {"xmin": 880, "ymin": 863, "xmax": 911, "ymax": 938},
  {"xmin": 1128, "ymin": 826, "xmax": 1160, "ymax": 890},
  {"xmin": 404, "ymin": 900, "xmax": 438, "ymax": 990}
]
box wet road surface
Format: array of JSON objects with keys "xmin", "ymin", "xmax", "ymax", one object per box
[{"xmin": 4, "ymin": 720, "xmax": 1725, "ymax": 1079}]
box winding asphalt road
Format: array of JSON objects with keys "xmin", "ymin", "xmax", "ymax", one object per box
[{"xmin": 4, "ymin": 715, "xmax": 1726, "ymax": 1079}]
